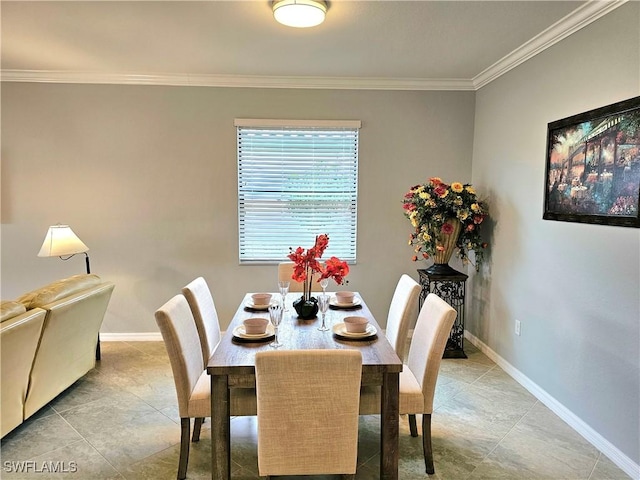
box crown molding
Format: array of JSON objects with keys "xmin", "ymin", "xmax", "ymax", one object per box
[
  {"xmin": 0, "ymin": 0, "xmax": 626, "ymax": 91},
  {"xmin": 0, "ymin": 70, "xmax": 475, "ymax": 91},
  {"xmin": 473, "ymin": 0, "xmax": 628, "ymax": 89}
]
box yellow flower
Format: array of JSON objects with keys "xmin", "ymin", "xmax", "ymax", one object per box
[
  {"xmin": 471, "ymin": 203, "xmax": 481, "ymax": 212},
  {"xmin": 419, "ymin": 192, "xmax": 429, "ymax": 200},
  {"xmin": 457, "ymin": 210, "xmax": 469, "ymax": 221},
  {"xmin": 415, "ymin": 186, "xmax": 425, "ymax": 193},
  {"xmin": 466, "ymin": 185, "xmax": 476, "ymax": 194},
  {"xmin": 451, "ymin": 182, "xmax": 464, "ymax": 193},
  {"xmin": 454, "ymin": 196, "xmax": 463, "ymax": 206},
  {"xmin": 422, "ymin": 233, "xmax": 431, "ymax": 242},
  {"xmin": 426, "ymin": 200, "xmax": 436, "ymax": 208}
]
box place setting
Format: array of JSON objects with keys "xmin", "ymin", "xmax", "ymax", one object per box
[
  {"xmin": 329, "ymin": 290, "xmax": 362, "ymax": 311},
  {"xmin": 332, "ymin": 315, "xmax": 377, "ymax": 341},
  {"xmin": 232, "ymin": 317, "xmax": 275, "ymax": 343},
  {"xmin": 244, "ymin": 292, "xmax": 278, "ymax": 312},
  {"xmin": 234, "ymin": 299, "xmax": 285, "ymax": 345}
]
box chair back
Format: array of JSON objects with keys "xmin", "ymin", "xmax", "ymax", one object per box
[
  {"xmin": 155, "ymin": 294, "xmax": 204, "ymax": 418},
  {"xmin": 385, "ymin": 274, "xmax": 421, "ymax": 361},
  {"xmin": 406, "ymin": 293, "xmax": 456, "ymax": 413},
  {"xmin": 255, "ymin": 349, "xmax": 362, "ymax": 476},
  {"xmin": 278, "ymin": 261, "xmax": 323, "ymax": 293},
  {"xmin": 182, "ymin": 277, "xmax": 221, "ymax": 364}
]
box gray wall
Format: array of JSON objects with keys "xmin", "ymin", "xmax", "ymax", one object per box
[
  {"xmin": 1, "ymin": 85, "xmax": 475, "ymax": 333},
  {"xmin": 469, "ymin": 2, "xmax": 639, "ymax": 465}
]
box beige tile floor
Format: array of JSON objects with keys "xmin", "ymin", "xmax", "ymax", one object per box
[{"xmin": 0, "ymin": 341, "xmax": 630, "ymax": 479}]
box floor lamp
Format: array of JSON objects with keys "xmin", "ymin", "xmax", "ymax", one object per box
[{"xmin": 37, "ymin": 224, "xmax": 101, "ymax": 360}]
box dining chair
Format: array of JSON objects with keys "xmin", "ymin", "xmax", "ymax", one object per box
[
  {"xmin": 181, "ymin": 277, "xmax": 221, "ymax": 365},
  {"xmin": 278, "ymin": 261, "xmax": 323, "ymax": 293},
  {"xmin": 155, "ymin": 294, "xmax": 257, "ymax": 480},
  {"xmin": 255, "ymin": 349, "xmax": 362, "ymax": 478},
  {"xmin": 359, "ymin": 293, "xmax": 456, "ymax": 475},
  {"xmin": 385, "ymin": 274, "xmax": 421, "ymax": 361}
]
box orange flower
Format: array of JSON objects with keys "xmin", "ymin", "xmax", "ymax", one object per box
[
  {"xmin": 320, "ymin": 256, "xmax": 350, "ymax": 285},
  {"xmin": 451, "ymin": 182, "xmax": 464, "ymax": 193},
  {"xmin": 288, "ymin": 235, "xmax": 350, "ymax": 299}
]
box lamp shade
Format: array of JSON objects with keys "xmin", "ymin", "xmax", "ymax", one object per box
[
  {"xmin": 38, "ymin": 225, "xmax": 89, "ymax": 257},
  {"xmin": 273, "ymin": 0, "xmax": 326, "ymax": 28}
]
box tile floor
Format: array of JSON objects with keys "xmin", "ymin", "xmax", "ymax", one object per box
[{"xmin": 0, "ymin": 341, "xmax": 630, "ymax": 479}]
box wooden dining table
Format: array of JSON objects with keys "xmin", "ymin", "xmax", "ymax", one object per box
[{"xmin": 206, "ymin": 291, "xmax": 403, "ymax": 479}]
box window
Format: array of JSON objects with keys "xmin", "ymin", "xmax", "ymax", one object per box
[{"xmin": 236, "ymin": 119, "xmax": 360, "ymax": 264}]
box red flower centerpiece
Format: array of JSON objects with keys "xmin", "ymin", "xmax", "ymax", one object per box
[{"xmin": 288, "ymin": 234, "xmax": 349, "ymax": 319}]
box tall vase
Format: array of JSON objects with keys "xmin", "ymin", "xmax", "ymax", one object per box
[
  {"xmin": 426, "ymin": 218, "xmax": 462, "ymax": 275},
  {"xmin": 293, "ymin": 275, "xmax": 319, "ymax": 319}
]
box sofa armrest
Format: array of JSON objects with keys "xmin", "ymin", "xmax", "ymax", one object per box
[{"xmin": 1, "ymin": 307, "xmax": 47, "ymax": 437}]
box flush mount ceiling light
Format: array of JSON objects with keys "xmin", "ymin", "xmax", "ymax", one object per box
[{"xmin": 272, "ymin": 0, "xmax": 327, "ymax": 28}]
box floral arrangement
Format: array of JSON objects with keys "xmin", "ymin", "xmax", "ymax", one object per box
[
  {"xmin": 288, "ymin": 234, "xmax": 349, "ymax": 301},
  {"xmin": 402, "ymin": 177, "xmax": 488, "ymax": 270}
]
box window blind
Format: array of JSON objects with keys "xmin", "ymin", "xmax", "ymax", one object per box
[{"xmin": 236, "ymin": 120, "xmax": 360, "ymax": 263}]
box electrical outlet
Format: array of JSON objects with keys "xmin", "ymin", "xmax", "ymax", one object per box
[{"xmin": 515, "ymin": 319, "xmax": 521, "ymax": 336}]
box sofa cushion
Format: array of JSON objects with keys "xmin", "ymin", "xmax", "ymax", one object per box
[
  {"xmin": 17, "ymin": 274, "xmax": 102, "ymax": 310},
  {"xmin": 0, "ymin": 301, "xmax": 28, "ymax": 323}
]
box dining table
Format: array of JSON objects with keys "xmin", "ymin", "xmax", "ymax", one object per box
[{"xmin": 206, "ymin": 291, "xmax": 403, "ymax": 479}]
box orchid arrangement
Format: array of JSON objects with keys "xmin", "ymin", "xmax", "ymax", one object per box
[
  {"xmin": 288, "ymin": 234, "xmax": 349, "ymax": 301},
  {"xmin": 402, "ymin": 177, "xmax": 488, "ymax": 270}
]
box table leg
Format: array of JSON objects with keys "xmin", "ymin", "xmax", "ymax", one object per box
[
  {"xmin": 380, "ymin": 371, "xmax": 399, "ymax": 479},
  {"xmin": 211, "ymin": 374, "xmax": 230, "ymax": 480}
]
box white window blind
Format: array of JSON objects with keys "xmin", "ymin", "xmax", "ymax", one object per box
[{"xmin": 236, "ymin": 119, "xmax": 360, "ymax": 264}]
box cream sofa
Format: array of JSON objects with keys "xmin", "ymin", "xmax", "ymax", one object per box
[{"xmin": 0, "ymin": 274, "xmax": 114, "ymax": 437}]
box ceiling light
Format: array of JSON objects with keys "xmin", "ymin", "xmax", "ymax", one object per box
[{"xmin": 273, "ymin": 0, "xmax": 327, "ymax": 28}]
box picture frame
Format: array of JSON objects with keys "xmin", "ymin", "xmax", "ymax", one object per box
[{"xmin": 543, "ymin": 96, "xmax": 640, "ymax": 228}]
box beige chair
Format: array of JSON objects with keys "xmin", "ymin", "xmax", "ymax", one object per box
[
  {"xmin": 385, "ymin": 274, "xmax": 421, "ymax": 361},
  {"xmin": 359, "ymin": 293, "xmax": 456, "ymax": 474},
  {"xmin": 155, "ymin": 294, "xmax": 256, "ymax": 480},
  {"xmin": 255, "ymin": 349, "xmax": 362, "ymax": 478},
  {"xmin": 278, "ymin": 261, "xmax": 323, "ymax": 293},
  {"xmin": 181, "ymin": 277, "xmax": 221, "ymax": 365}
]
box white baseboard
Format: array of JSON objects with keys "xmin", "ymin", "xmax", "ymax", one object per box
[
  {"xmin": 464, "ymin": 330, "xmax": 640, "ymax": 480},
  {"xmin": 100, "ymin": 332, "xmax": 163, "ymax": 342}
]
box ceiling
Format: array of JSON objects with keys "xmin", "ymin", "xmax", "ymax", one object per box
[{"xmin": 0, "ymin": 1, "xmax": 624, "ymax": 90}]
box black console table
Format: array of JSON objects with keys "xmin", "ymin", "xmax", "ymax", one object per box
[{"xmin": 417, "ymin": 268, "xmax": 468, "ymax": 359}]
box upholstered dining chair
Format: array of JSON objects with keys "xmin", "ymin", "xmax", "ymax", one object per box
[
  {"xmin": 255, "ymin": 349, "xmax": 362, "ymax": 479},
  {"xmin": 385, "ymin": 274, "xmax": 422, "ymax": 361},
  {"xmin": 277, "ymin": 261, "xmax": 323, "ymax": 293},
  {"xmin": 359, "ymin": 293, "xmax": 456, "ymax": 475},
  {"xmin": 181, "ymin": 277, "xmax": 221, "ymax": 365},
  {"xmin": 155, "ymin": 294, "xmax": 256, "ymax": 480}
]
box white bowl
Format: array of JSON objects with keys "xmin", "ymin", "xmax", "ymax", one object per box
[
  {"xmin": 335, "ymin": 291, "xmax": 355, "ymax": 304},
  {"xmin": 343, "ymin": 316, "xmax": 368, "ymax": 333},
  {"xmin": 251, "ymin": 293, "xmax": 272, "ymax": 306},
  {"xmin": 243, "ymin": 317, "xmax": 269, "ymax": 335}
]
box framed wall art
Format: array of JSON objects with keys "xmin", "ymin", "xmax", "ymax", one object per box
[{"xmin": 543, "ymin": 96, "xmax": 640, "ymax": 228}]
